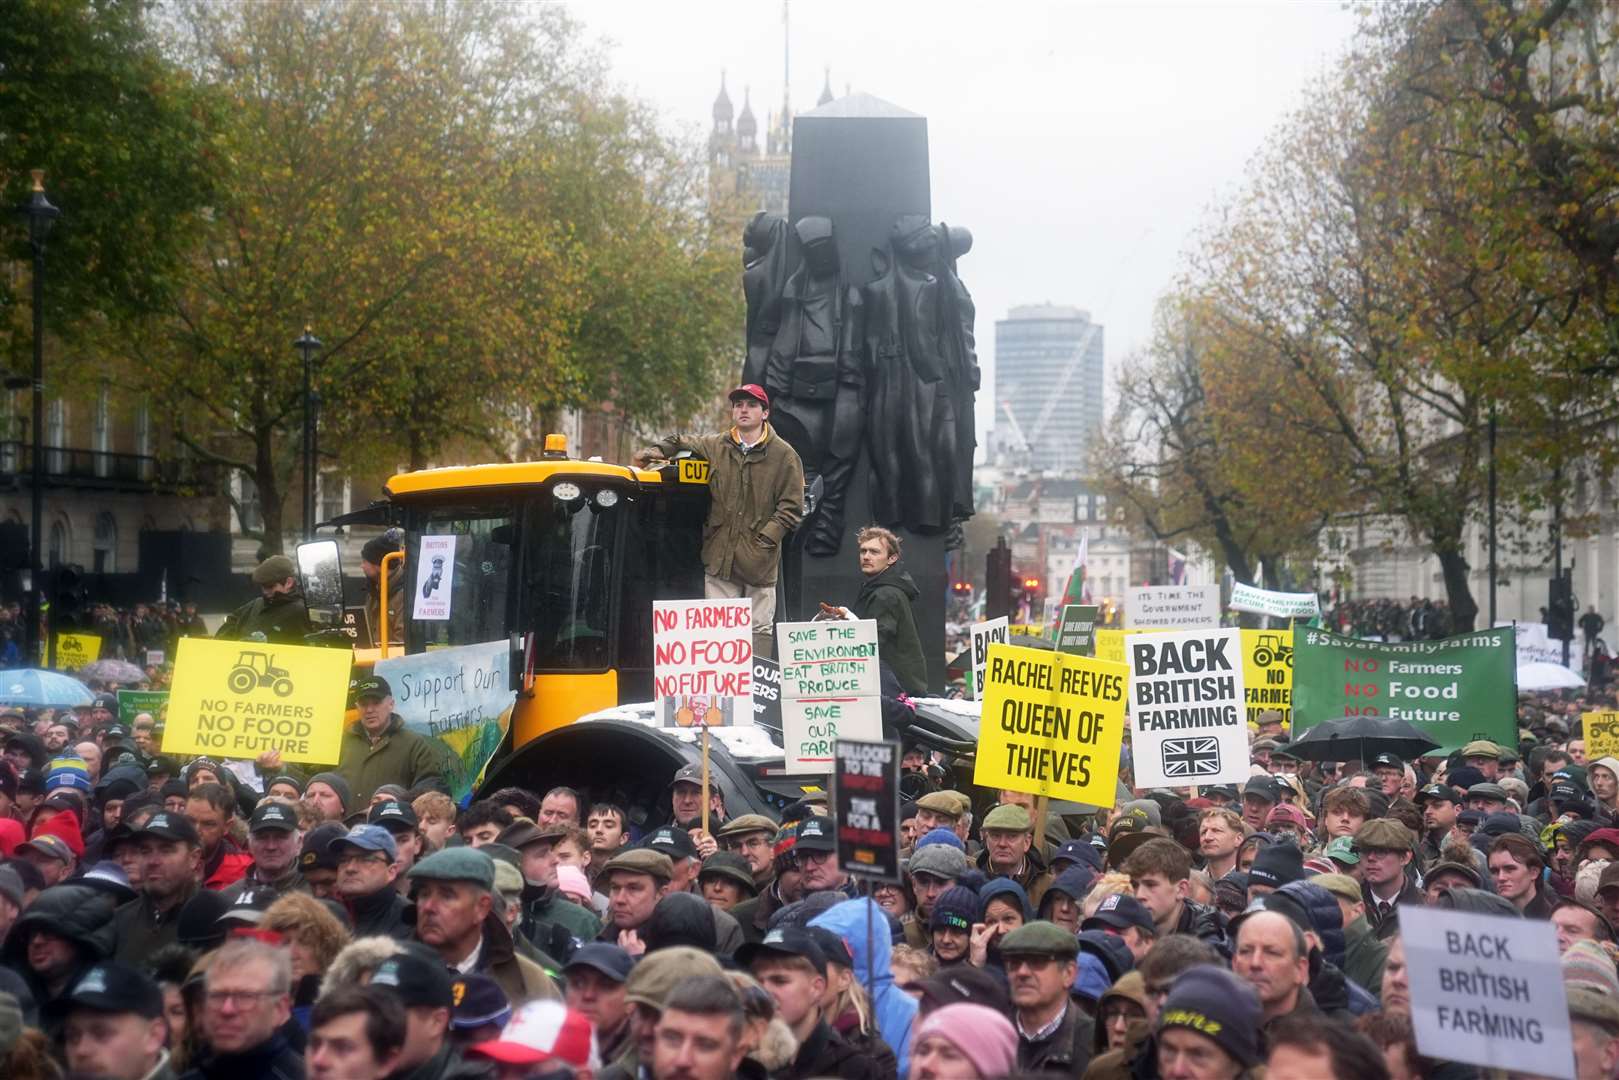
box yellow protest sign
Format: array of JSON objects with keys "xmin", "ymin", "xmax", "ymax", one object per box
[
  {"xmin": 1584, "ymin": 712, "xmax": 1619, "ymax": 760},
  {"xmin": 1241, "ymin": 629, "xmax": 1294, "ymax": 725},
  {"xmin": 163, "ymin": 637, "xmax": 352, "ymax": 765},
  {"xmin": 973, "ymin": 642, "xmax": 1128, "ymax": 806},
  {"xmin": 55, "ymin": 633, "xmax": 102, "ymax": 671},
  {"xmin": 1095, "ymin": 627, "xmax": 1170, "ymax": 667}
]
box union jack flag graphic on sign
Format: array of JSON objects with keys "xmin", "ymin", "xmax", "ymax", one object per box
[{"xmin": 1163, "ymin": 736, "xmax": 1220, "ymax": 778}]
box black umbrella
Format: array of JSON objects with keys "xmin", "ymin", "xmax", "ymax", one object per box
[{"xmin": 1285, "ymin": 713, "xmax": 1441, "ymax": 763}]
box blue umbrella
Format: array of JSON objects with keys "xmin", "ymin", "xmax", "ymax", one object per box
[{"xmin": 0, "ymin": 669, "xmax": 96, "ymax": 708}]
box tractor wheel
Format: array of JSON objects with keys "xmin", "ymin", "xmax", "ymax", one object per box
[
  {"xmin": 227, "ymin": 667, "xmax": 257, "ymax": 694},
  {"xmin": 272, "ymin": 678, "xmax": 294, "ymax": 698}
]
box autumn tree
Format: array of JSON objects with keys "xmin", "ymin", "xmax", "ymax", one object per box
[
  {"xmin": 139, "ymin": 1, "xmax": 738, "ymax": 546},
  {"xmin": 0, "ymin": 0, "xmax": 214, "ymax": 372}
]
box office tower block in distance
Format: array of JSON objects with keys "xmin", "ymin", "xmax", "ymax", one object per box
[{"xmin": 993, "ymin": 304, "xmax": 1105, "ymax": 471}]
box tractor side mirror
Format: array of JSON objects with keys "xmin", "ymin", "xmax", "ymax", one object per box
[{"xmin": 296, "ymin": 539, "xmax": 344, "ymax": 628}]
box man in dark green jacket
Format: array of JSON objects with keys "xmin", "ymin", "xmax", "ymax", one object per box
[
  {"xmin": 635, "ymin": 383, "xmax": 804, "ymax": 660},
  {"xmin": 216, "ymin": 555, "xmax": 313, "ymax": 645},
  {"xmin": 851, "ymin": 526, "xmax": 928, "ymax": 695},
  {"xmin": 337, "ymin": 676, "xmax": 448, "ymax": 806}
]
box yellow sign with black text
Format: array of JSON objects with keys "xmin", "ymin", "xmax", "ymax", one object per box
[
  {"xmin": 1584, "ymin": 711, "xmax": 1619, "ymax": 761},
  {"xmin": 678, "ymin": 458, "xmax": 710, "ymax": 484},
  {"xmin": 54, "ymin": 633, "xmax": 102, "ymax": 671},
  {"xmin": 973, "ymin": 642, "xmax": 1127, "ymax": 806},
  {"xmin": 162, "ymin": 637, "xmax": 352, "ymax": 765},
  {"xmin": 1241, "ymin": 629, "xmax": 1294, "ymax": 725}
]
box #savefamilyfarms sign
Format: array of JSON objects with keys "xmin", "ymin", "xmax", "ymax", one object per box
[{"xmin": 1291, "ymin": 625, "xmax": 1516, "ymax": 756}]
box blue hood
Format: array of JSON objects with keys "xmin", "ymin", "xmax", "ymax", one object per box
[{"xmin": 811, "ymin": 897, "xmax": 918, "ymax": 1075}]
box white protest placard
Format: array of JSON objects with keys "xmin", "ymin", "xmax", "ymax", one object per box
[
  {"xmin": 969, "ymin": 617, "xmax": 1009, "ymax": 701},
  {"xmin": 1227, "ymin": 582, "xmax": 1320, "ymax": 621},
  {"xmin": 1125, "ymin": 584, "xmax": 1219, "ymax": 629},
  {"xmin": 412, "ymin": 535, "xmax": 457, "ymax": 621},
  {"xmin": 653, "ymin": 599, "xmax": 752, "ymax": 727},
  {"xmin": 1399, "ymin": 906, "xmax": 1574, "ymax": 1080},
  {"xmin": 778, "ymin": 619, "xmax": 882, "ymax": 773},
  {"xmin": 376, "ymin": 638, "xmax": 518, "ymax": 803},
  {"xmin": 1129, "ymin": 628, "xmax": 1248, "ymax": 787},
  {"xmin": 1497, "ymin": 620, "xmax": 1571, "ymax": 668}
]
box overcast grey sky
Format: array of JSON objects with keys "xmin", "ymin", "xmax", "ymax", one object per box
[{"xmin": 566, "ymin": 0, "xmax": 1361, "ymax": 444}]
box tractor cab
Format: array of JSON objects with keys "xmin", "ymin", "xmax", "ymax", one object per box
[{"xmin": 298, "ymin": 438, "xmax": 713, "ymax": 749}]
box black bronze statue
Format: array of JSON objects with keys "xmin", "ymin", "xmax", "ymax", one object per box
[{"xmin": 742, "ymin": 211, "xmax": 977, "ymax": 553}]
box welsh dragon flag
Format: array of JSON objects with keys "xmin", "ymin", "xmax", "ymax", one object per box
[{"xmin": 1059, "ymin": 534, "xmax": 1089, "ymax": 607}]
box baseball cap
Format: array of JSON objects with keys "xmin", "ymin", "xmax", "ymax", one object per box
[
  {"xmin": 737, "ymin": 928, "xmax": 828, "ymax": 975},
  {"xmin": 249, "ymin": 801, "xmax": 299, "ymax": 834},
  {"xmin": 1417, "ymin": 783, "xmax": 1462, "ymax": 805},
  {"xmin": 1322, "ymin": 837, "xmax": 1360, "ymax": 866},
  {"xmin": 1081, "ymin": 893, "xmax": 1156, "ymax": 936},
  {"xmin": 332, "ymin": 824, "xmax": 398, "ymax": 863},
  {"xmin": 300, "ymin": 822, "xmax": 348, "ymax": 872},
  {"xmin": 1372, "ymin": 753, "xmax": 1404, "ymax": 770},
  {"xmin": 368, "ymin": 800, "xmax": 420, "ymax": 833},
  {"xmin": 1243, "ymin": 777, "xmax": 1281, "ymax": 805},
  {"xmin": 371, "ymin": 950, "xmax": 455, "ymax": 1008},
  {"xmin": 644, "ymin": 825, "xmax": 699, "ymax": 861},
  {"xmin": 1265, "ymin": 804, "xmax": 1310, "ymax": 831},
  {"xmin": 137, "ymin": 812, "xmax": 200, "ymax": 846},
  {"xmin": 729, "ymin": 384, "xmax": 769, "ymax": 407},
  {"xmin": 353, "ymin": 675, "xmax": 392, "ymax": 701},
  {"xmin": 470, "ymin": 1001, "xmax": 598, "ymax": 1070},
  {"xmin": 563, "ymin": 943, "xmax": 635, "ymax": 984},
  {"xmin": 48, "ymin": 963, "xmax": 163, "ymax": 1019},
  {"xmin": 794, "ymin": 816, "xmax": 836, "ymax": 852},
  {"xmin": 218, "ymin": 888, "xmax": 278, "ymax": 926},
  {"xmin": 450, "ymin": 974, "xmax": 511, "ymax": 1031},
  {"xmin": 18, "ymin": 833, "xmax": 74, "ymax": 864}
]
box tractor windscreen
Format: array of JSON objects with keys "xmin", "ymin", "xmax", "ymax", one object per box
[
  {"xmin": 524, "ymin": 479, "xmax": 624, "ymax": 672},
  {"xmin": 405, "ymin": 507, "xmax": 517, "ymax": 651}
]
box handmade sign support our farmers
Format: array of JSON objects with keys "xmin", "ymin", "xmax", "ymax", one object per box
[{"xmin": 652, "ymin": 599, "xmax": 754, "ymax": 832}]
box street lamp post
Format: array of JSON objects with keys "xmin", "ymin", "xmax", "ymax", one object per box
[
  {"xmin": 18, "ymin": 170, "xmax": 59, "ymax": 667},
  {"xmin": 295, "ymin": 328, "xmax": 322, "ymax": 541}
]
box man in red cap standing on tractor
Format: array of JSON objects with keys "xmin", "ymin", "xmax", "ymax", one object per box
[{"xmin": 635, "ymin": 384, "xmax": 804, "ymax": 660}]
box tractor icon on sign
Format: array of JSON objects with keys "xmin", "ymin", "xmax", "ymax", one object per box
[
  {"xmin": 1252, "ymin": 633, "xmax": 1293, "ymax": 668},
  {"xmin": 227, "ymin": 651, "xmax": 294, "ymax": 698}
]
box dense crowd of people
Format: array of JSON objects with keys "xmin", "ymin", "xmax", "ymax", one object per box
[
  {"xmin": 0, "ymin": 599, "xmax": 208, "ymax": 669},
  {"xmin": 0, "ymin": 668, "xmax": 1611, "ymax": 1080}
]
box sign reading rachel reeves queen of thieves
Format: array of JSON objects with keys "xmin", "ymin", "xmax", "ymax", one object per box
[
  {"xmin": 1128, "ymin": 628, "xmax": 1249, "ymax": 788},
  {"xmin": 832, "ymin": 738, "xmax": 900, "ymax": 881}
]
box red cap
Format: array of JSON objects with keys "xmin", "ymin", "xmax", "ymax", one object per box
[
  {"xmin": 729, "ymin": 383, "xmax": 769, "ymax": 408},
  {"xmin": 470, "ymin": 1001, "xmax": 596, "ymax": 1068}
]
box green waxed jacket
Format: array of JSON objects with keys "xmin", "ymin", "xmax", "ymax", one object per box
[
  {"xmin": 336, "ymin": 714, "xmax": 449, "ymax": 805},
  {"xmin": 651, "ymin": 424, "xmax": 804, "ymax": 587},
  {"xmin": 854, "ymin": 566, "xmax": 928, "ymax": 695}
]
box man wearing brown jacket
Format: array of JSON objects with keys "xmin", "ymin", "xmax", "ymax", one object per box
[{"xmin": 636, "ymin": 384, "xmax": 805, "ymax": 660}]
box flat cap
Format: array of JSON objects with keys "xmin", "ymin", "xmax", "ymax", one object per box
[
  {"xmin": 999, "ymin": 919, "xmax": 1080, "ymax": 959},
  {"xmin": 1309, "ymin": 873, "xmax": 1364, "ymax": 904},
  {"xmin": 1461, "ymin": 740, "xmax": 1502, "ymax": 759},
  {"xmin": 914, "ymin": 791, "xmax": 963, "ymax": 818},
  {"xmin": 498, "ymin": 818, "xmax": 568, "ymax": 851},
  {"xmin": 1426, "ymin": 860, "xmax": 1483, "ymax": 889},
  {"xmin": 717, "ymin": 813, "xmax": 778, "ymax": 839},
  {"xmin": 623, "ymin": 946, "xmax": 723, "ymax": 1009},
  {"xmin": 908, "ymin": 844, "xmax": 970, "ymax": 881},
  {"xmin": 697, "ymin": 852, "xmax": 757, "ymax": 895},
  {"xmin": 408, "ymin": 847, "xmax": 496, "ymax": 890},
  {"xmin": 251, "ymin": 554, "xmax": 297, "ymax": 587},
  {"xmin": 1467, "ymin": 782, "xmax": 1509, "ymax": 803},
  {"xmin": 1355, "ymin": 818, "xmax": 1415, "ymax": 852},
  {"xmin": 600, "ymin": 847, "xmax": 673, "ymax": 882},
  {"xmin": 981, "ymin": 804, "xmax": 1032, "ymax": 833}
]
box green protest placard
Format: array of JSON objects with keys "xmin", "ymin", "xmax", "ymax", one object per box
[
  {"xmin": 116, "ymin": 690, "xmax": 168, "ymax": 727},
  {"xmin": 1055, "ymin": 605, "xmax": 1098, "ymax": 656},
  {"xmin": 1291, "ymin": 625, "xmax": 1516, "ymax": 756}
]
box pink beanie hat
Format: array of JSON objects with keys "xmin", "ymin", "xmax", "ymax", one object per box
[
  {"xmin": 913, "ymin": 1003, "xmax": 1017, "ymax": 1078},
  {"xmin": 556, "ymin": 864, "xmax": 592, "ymax": 904}
]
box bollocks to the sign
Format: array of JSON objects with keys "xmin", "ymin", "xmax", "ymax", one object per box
[
  {"xmin": 832, "ymin": 738, "xmax": 901, "ymax": 881},
  {"xmin": 1129, "ymin": 628, "xmax": 1248, "ymax": 788},
  {"xmin": 973, "ymin": 642, "xmax": 1126, "ymax": 807},
  {"xmin": 162, "ymin": 637, "xmax": 351, "ymax": 765}
]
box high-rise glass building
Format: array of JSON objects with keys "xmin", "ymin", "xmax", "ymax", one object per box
[{"xmin": 993, "ymin": 305, "xmax": 1105, "ymax": 471}]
